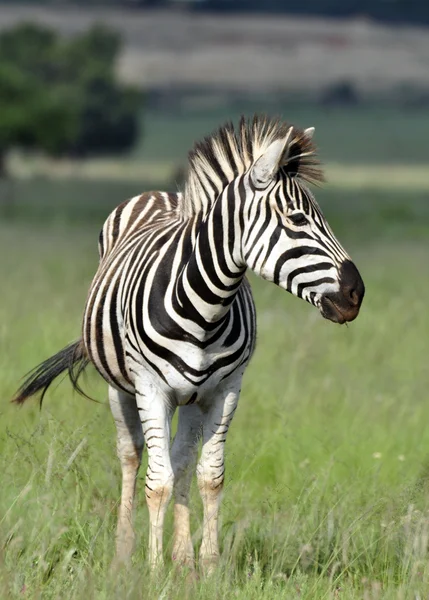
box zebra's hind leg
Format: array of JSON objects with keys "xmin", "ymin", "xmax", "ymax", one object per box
[
  {"xmin": 109, "ymin": 386, "xmax": 144, "ymax": 566},
  {"xmin": 135, "ymin": 381, "xmax": 175, "ymax": 569},
  {"xmin": 170, "ymin": 405, "xmax": 203, "ymax": 569},
  {"xmin": 197, "ymin": 378, "xmax": 241, "ymax": 575}
]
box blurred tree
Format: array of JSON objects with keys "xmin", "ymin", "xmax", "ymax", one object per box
[
  {"xmin": 0, "ymin": 22, "xmax": 143, "ymax": 176},
  {"xmin": 63, "ymin": 24, "xmax": 142, "ymax": 157}
]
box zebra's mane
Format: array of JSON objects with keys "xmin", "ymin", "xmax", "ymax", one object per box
[{"xmin": 181, "ymin": 114, "xmax": 323, "ymax": 219}]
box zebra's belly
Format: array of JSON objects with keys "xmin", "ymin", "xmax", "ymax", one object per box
[
  {"xmin": 85, "ymin": 319, "xmax": 253, "ymax": 403},
  {"xmin": 123, "ymin": 337, "xmax": 253, "ymax": 405}
]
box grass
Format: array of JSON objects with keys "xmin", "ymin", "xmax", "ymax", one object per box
[{"xmin": 1, "ymin": 173, "xmax": 429, "ymax": 597}]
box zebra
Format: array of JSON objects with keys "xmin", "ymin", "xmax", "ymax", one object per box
[{"xmin": 13, "ymin": 115, "xmax": 364, "ymax": 572}]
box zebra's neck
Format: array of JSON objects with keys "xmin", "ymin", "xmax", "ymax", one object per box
[{"xmin": 177, "ymin": 181, "xmax": 246, "ymax": 326}]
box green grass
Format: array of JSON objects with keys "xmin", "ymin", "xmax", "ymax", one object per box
[{"xmin": 1, "ymin": 182, "xmax": 429, "ymax": 599}]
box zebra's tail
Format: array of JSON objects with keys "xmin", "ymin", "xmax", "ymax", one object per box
[{"xmin": 12, "ymin": 340, "xmax": 91, "ymax": 407}]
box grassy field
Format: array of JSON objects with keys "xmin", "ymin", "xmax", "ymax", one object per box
[{"xmin": 1, "ymin": 119, "xmax": 429, "ymax": 597}]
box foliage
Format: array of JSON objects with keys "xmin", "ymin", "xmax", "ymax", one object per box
[
  {"xmin": 3, "ymin": 0, "xmax": 429, "ymax": 25},
  {"xmin": 193, "ymin": 0, "xmax": 429, "ymax": 24},
  {"xmin": 0, "ymin": 23, "xmax": 142, "ymax": 174},
  {"xmin": 2, "ymin": 0, "xmax": 429, "ymax": 25}
]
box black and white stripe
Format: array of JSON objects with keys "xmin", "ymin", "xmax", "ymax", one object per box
[{"xmin": 83, "ymin": 189, "xmax": 257, "ymax": 401}]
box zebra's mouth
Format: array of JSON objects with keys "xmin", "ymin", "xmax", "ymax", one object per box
[{"xmin": 320, "ymin": 295, "xmax": 358, "ymax": 324}]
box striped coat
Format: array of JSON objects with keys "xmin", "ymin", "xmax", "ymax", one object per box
[{"xmin": 83, "ymin": 191, "xmax": 256, "ymax": 403}]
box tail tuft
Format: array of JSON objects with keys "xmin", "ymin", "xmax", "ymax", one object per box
[{"xmin": 13, "ymin": 340, "xmax": 90, "ymax": 407}]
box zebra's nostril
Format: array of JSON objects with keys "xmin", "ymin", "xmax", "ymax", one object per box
[
  {"xmin": 348, "ymin": 288, "xmax": 359, "ymax": 306},
  {"xmin": 339, "ymin": 260, "xmax": 364, "ymax": 307}
]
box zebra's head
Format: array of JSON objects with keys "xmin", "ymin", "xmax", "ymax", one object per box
[
  {"xmin": 242, "ymin": 125, "xmax": 364, "ymax": 324},
  {"xmin": 183, "ymin": 115, "xmax": 364, "ymax": 324}
]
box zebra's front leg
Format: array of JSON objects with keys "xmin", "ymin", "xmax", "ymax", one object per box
[
  {"xmin": 109, "ymin": 386, "xmax": 144, "ymax": 566},
  {"xmin": 136, "ymin": 381, "xmax": 175, "ymax": 569},
  {"xmin": 171, "ymin": 404, "xmax": 203, "ymax": 568},
  {"xmin": 197, "ymin": 378, "xmax": 241, "ymax": 574}
]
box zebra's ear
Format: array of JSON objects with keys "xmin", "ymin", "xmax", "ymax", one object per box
[
  {"xmin": 303, "ymin": 127, "xmax": 315, "ymax": 139},
  {"xmin": 250, "ymin": 129, "xmax": 293, "ymax": 189}
]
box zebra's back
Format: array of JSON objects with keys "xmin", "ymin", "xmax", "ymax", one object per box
[{"xmin": 98, "ymin": 191, "xmax": 180, "ymax": 260}]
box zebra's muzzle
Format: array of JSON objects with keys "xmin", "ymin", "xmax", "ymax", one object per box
[
  {"xmin": 320, "ymin": 295, "xmax": 356, "ymax": 324},
  {"xmin": 320, "ymin": 260, "xmax": 365, "ymax": 324}
]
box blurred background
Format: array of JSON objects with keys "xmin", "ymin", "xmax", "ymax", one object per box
[
  {"xmin": 2, "ymin": 2, "xmax": 429, "ymax": 597},
  {"xmin": 1, "ymin": 0, "xmax": 429, "ymax": 222}
]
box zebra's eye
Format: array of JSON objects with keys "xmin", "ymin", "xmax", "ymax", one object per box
[{"xmin": 289, "ymin": 212, "xmax": 308, "ymax": 226}]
